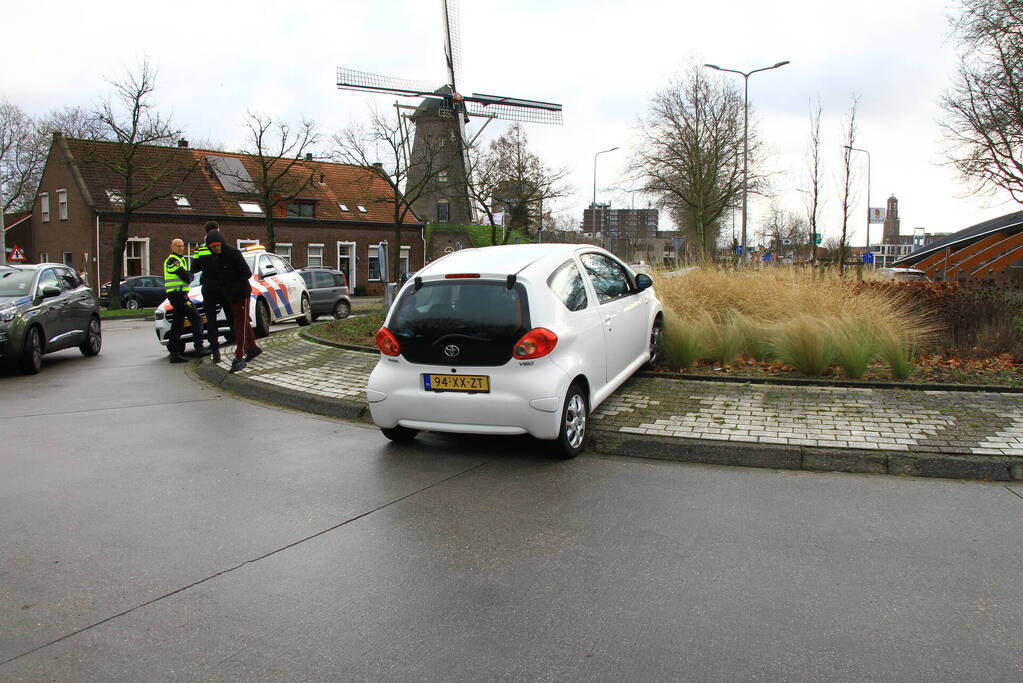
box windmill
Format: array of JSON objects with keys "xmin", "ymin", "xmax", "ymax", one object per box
[{"xmin": 337, "ymin": 0, "xmax": 563, "ymax": 226}]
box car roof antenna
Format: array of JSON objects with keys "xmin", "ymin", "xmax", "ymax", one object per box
[
  {"xmin": 506, "ymin": 274, "xmax": 516, "ymax": 289},
  {"xmin": 414, "ymin": 276, "xmax": 423, "ymax": 292}
]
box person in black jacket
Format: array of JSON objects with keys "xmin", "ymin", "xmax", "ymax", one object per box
[
  {"xmin": 191, "ymin": 222, "xmax": 233, "ymax": 363},
  {"xmin": 210, "ymin": 236, "xmax": 262, "ymax": 373}
]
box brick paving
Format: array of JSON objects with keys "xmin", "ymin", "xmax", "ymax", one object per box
[{"xmin": 217, "ymin": 329, "xmax": 1023, "ymax": 458}]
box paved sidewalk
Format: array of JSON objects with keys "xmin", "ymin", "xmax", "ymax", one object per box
[{"xmin": 196, "ymin": 328, "xmax": 1023, "ymax": 481}]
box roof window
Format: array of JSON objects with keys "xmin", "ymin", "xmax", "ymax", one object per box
[
  {"xmin": 106, "ymin": 189, "xmax": 124, "ymax": 205},
  {"xmin": 174, "ymin": 195, "xmax": 191, "ymax": 208},
  {"xmin": 338, "ymin": 203, "xmax": 349, "ymax": 212},
  {"xmin": 238, "ymin": 201, "xmax": 263, "ymax": 214},
  {"xmin": 357, "ymin": 204, "xmax": 368, "ymax": 213}
]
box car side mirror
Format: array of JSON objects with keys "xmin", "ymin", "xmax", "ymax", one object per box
[
  {"xmin": 262, "ymin": 267, "xmax": 277, "ymax": 277},
  {"xmin": 41, "ymin": 286, "xmax": 62, "ymax": 298},
  {"xmin": 635, "ymin": 273, "xmax": 653, "ymax": 292}
]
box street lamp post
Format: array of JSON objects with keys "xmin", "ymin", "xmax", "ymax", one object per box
[
  {"xmin": 843, "ymin": 145, "xmax": 871, "ymax": 265},
  {"xmin": 592, "ymin": 146, "xmax": 619, "ymax": 237},
  {"xmin": 704, "ymin": 60, "xmax": 790, "ymax": 264}
]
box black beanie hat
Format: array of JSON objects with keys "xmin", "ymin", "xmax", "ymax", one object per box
[{"xmin": 206, "ymin": 229, "xmax": 226, "ymax": 247}]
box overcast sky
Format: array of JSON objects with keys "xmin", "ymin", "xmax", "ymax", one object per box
[{"xmin": 6, "ymin": 0, "xmax": 1017, "ymax": 243}]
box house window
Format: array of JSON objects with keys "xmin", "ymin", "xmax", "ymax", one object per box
[
  {"xmin": 63, "ymin": 252, "xmax": 73, "ymax": 266},
  {"xmin": 276, "ymin": 243, "xmax": 292, "ymax": 264},
  {"xmin": 237, "ymin": 239, "xmax": 260, "ymax": 250},
  {"xmin": 437, "ymin": 199, "xmax": 450, "ymax": 222},
  {"xmin": 437, "ymin": 170, "xmax": 448, "ymax": 184},
  {"xmin": 106, "ymin": 189, "xmax": 124, "ymax": 205},
  {"xmin": 40, "ymin": 252, "xmax": 49, "ymax": 263},
  {"xmin": 124, "ymin": 238, "xmax": 148, "ymax": 276},
  {"xmin": 174, "ymin": 195, "xmax": 191, "ymax": 208},
  {"xmin": 40, "ymin": 193, "xmax": 50, "ymax": 222},
  {"xmin": 57, "ymin": 189, "xmax": 68, "ymax": 220},
  {"xmin": 238, "ymin": 201, "xmax": 263, "ymax": 214},
  {"xmin": 286, "ymin": 201, "xmax": 315, "ymax": 218},
  {"xmin": 399, "ymin": 246, "xmax": 411, "ymax": 277},
  {"xmin": 307, "ymin": 244, "xmax": 323, "ymax": 268},
  {"xmin": 338, "ymin": 203, "xmax": 349, "ymax": 212},
  {"xmin": 356, "ymin": 204, "xmax": 368, "ymax": 213},
  {"xmin": 368, "ymin": 245, "xmax": 381, "ymax": 281}
]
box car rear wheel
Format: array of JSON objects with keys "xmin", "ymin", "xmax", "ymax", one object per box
[
  {"xmin": 381, "ymin": 425, "xmax": 418, "ymax": 442},
  {"xmin": 553, "ymin": 384, "xmax": 588, "ymax": 458},
  {"xmin": 125, "ymin": 297, "xmax": 141, "ymax": 310},
  {"xmin": 254, "ymin": 298, "xmax": 271, "ymax": 338},
  {"xmin": 80, "ymin": 317, "xmax": 102, "ymax": 356},
  {"xmin": 20, "ymin": 326, "xmax": 43, "ymax": 375},
  {"xmin": 296, "ymin": 294, "xmax": 312, "ymax": 326},
  {"xmin": 333, "ymin": 299, "xmax": 351, "ymax": 320}
]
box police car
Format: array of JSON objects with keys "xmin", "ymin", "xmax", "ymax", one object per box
[{"xmin": 154, "ymin": 245, "xmax": 311, "ymax": 347}]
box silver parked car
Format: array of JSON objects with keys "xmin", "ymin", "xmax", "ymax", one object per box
[{"xmin": 0, "ymin": 264, "xmax": 102, "ymax": 374}]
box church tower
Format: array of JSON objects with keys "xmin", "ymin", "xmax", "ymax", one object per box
[{"xmin": 882, "ymin": 195, "xmax": 900, "ymax": 243}]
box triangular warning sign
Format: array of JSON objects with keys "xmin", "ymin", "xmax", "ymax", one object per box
[{"xmin": 8, "ymin": 245, "xmax": 26, "ymax": 262}]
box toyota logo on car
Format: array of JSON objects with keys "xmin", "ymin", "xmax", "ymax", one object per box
[{"xmin": 444, "ymin": 344, "xmax": 460, "ymax": 358}]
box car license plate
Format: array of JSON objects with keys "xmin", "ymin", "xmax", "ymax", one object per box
[{"xmin": 423, "ymin": 374, "xmax": 490, "ymax": 393}]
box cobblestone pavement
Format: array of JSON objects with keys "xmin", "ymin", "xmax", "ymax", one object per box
[{"xmin": 219, "ymin": 329, "xmax": 1023, "ymax": 457}]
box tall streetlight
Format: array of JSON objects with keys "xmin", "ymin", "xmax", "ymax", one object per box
[
  {"xmin": 843, "ymin": 144, "xmax": 872, "ymax": 264},
  {"xmin": 592, "ymin": 146, "xmax": 619, "ymax": 236},
  {"xmin": 705, "ymin": 60, "xmax": 790, "ymax": 264}
]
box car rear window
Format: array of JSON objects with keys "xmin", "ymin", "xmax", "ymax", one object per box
[{"xmin": 389, "ymin": 280, "xmax": 530, "ymax": 366}]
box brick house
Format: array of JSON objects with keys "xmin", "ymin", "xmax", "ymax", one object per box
[{"xmin": 29, "ymin": 134, "xmax": 425, "ymax": 294}]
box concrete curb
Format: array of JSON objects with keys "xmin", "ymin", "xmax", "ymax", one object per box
[
  {"xmin": 589, "ymin": 430, "xmax": 1023, "ymax": 481},
  {"xmin": 298, "ymin": 328, "xmax": 376, "ymax": 353},
  {"xmin": 194, "ymin": 358, "xmax": 368, "ymax": 421},
  {"xmin": 636, "ymin": 370, "xmax": 1023, "ymax": 394}
]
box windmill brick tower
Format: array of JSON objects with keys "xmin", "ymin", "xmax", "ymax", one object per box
[{"xmin": 337, "ymin": 0, "xmax": 563, "ymax": 226}]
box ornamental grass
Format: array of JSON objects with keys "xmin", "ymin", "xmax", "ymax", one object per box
[{"xmin": 653, "ymin": 266, "xmax": 937, "ymax": 378}]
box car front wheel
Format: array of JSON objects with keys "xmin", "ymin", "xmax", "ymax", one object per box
[
  {"xmin": 20, "ymin": 326, "xmax": 43, "ymax": 375},
  {"xmin": 554, "ymin": 384, "xmax": 588, "ymax": 458},
  {"xmin": 80, "ymin": 317, "xmax": 102, "ymax": 356},
  {"xmin": 254, "ymin": 298, "xmax": 271, "ymax": 338},
  {"xmin": 125, "ymin": 297, "xmax": 141, "ymax": 310},
  {"xmin": 645, "ymin": 318, "xmax": 663, "ymax": 369}
]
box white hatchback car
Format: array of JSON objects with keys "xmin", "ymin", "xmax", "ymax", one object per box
[
  {"xmin": 367, "ymin": 244, "xmax": 662, "ymax": 457},
  {"xmin": 154, "ymin": 246, "xmax": 311, "ymax": 347}
]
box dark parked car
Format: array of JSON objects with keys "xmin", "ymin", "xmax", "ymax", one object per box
[
  {"xmin": 298, "ymin": 268, "xmax": 351, "ymax": 319},
  {"xmin": 0, "ymin": 264, "xmax": 102, "ymax": 374},
  {"xmin": 99, "ymin": 275, "xmax": 167, "ymax": 309}
]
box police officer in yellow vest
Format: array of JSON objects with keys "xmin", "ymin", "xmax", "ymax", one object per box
[{"xmin": 164, "ymin": 238, "xmax": 204, "ymax": 363}]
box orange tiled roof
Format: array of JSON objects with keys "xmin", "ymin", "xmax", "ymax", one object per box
[{"xmin": 62, "ymin": 138, "xmax": 420, "ymax": 225}]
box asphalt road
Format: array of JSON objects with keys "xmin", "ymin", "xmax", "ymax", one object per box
[{"xmin": 1, "ymin": 320, "xmax": 1022, "ymax": 681}]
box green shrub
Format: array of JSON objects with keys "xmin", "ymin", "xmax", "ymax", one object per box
[
  {"xmin": 662, "ymin": 311, "xmax": 704, "ymax": 370},
  {"xmin": 773, "ymin": 315, "xmax": 835, "ymax": 377},
  {"xmin": 700, "ymin": 312, "xmax": 745, "ymax": 366},
  {"xmin": 733, "ymin": 314, "xmax": 775, "ymax": 362},
  {"xmin": 831, "ymin": 317, "xmax": 877, "ymax": 379},
  {"xmin": 877, "ymin": 330, "xmax": 915, "ymax": 380}
]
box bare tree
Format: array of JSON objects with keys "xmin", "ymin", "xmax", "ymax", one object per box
[
  {"xmin": 81, "ymin": 59, "xmax": 195, "ymax": 308},
  {"xmin": 803, "ymin": 97, "xmax": 824, "ymax": 264},
  {"xmin": 630, "ymin": 64, "xmax": 762, "ymax": 261},
  {"xmin": 757, "ymin": 203, "xmax": 807, "ymax": 259},
  {"xmin": 941, "ymin": 0, "xmax": 1023, "ymax": 201},
  {"xmin": 837, "ymin": 96, "xmax": 860, "ymax": 274},
  {"xmin": 236, "ymin": 112, "xmax": 319, "ymax": 251},
  {"xmin": 333, "ymin": 106, "xmax": 450, "ymax": 284},
  {"xmin": 0, "ymin": 101, "xmax": 47, "ymax": 215},
  {"xmin": 482, "ymin": 124, "xmax": 572, "ymax": 242},
  {"xmin": 464, "ymin": 138, "xmax": 505, "ymax": 245}
]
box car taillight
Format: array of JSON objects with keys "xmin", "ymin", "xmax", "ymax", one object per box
[
  {"xmin": 512, "ymin": 328, "xmax": 558, "ymax": 359},
  {"xmin": 376, "ymin": 327, "xmax": 401, "ymax": 356}
]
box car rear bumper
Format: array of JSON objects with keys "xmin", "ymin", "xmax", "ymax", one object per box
[{"xmin": 366, "ymin": 356, "xmax": 571, "ymax": 440}]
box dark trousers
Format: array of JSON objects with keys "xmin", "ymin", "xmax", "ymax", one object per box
[
  {"xmin": 167, "ymin": 291, "xmax": 202, "ymax": 355},
  {"xmin": 201, "ymin": 287, "xmax": 233, "ymax": 349},
  {"xmin": 229, "ymin": 298, "xmax": 258, "ymax": 359}
]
